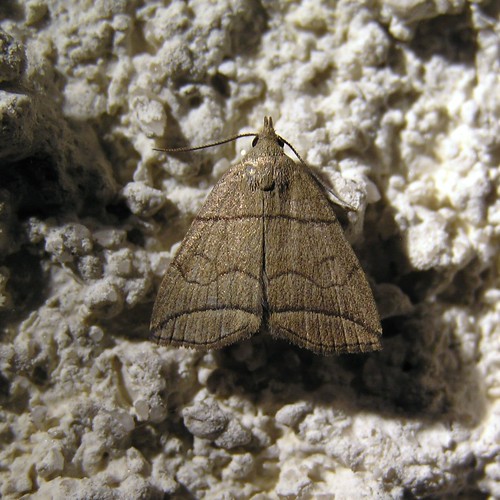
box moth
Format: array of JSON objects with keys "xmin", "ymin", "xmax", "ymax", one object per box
[{"xmin": 150, "ymin": 117, "xmax": 382, "ymax": 355}]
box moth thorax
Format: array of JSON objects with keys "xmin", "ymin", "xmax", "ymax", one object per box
[{"xmin": 244, "ymin": 162, "xmax": 276, "ymax": 191}]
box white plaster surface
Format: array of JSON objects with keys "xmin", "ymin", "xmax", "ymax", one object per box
[{"xmin": 0, "ymin": 0, "xmax": 499, "ymax": 498}]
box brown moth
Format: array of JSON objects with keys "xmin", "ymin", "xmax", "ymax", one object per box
[{"xmin": 150, "ymin": 117, "xmax": 382, "ymax": 355}]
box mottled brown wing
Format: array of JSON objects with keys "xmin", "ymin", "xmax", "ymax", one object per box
[
  {"xmin": 264, "ymin": 160, "xmax": 382, "ymax": 355},
  {"xmin": 150, "ymin": 164, "xmax": 263, "ymax": 349}
]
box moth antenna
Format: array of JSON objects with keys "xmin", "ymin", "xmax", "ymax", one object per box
[
  {"xmin": 279, "ymin": 136, "xmax": 356, "ymax": 211},
  {"xmin": 279, "ymin": 136, "xmax": 307, "ymax": 167},
  {"xmin": 154, "ymin": 133, "xmax": 257, "ymax": 153}
]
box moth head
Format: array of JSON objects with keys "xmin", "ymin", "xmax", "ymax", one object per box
[
  {"xmin": 251, "ymin": 134, "xmax": 285, "ymax": 149},
  {"xmin": 252, "ymin": 134, "xmax": 285, "ymax": 148},
  {"xmin": 253, "ymin": 116, "xmax": 285, "ymax": 149}
]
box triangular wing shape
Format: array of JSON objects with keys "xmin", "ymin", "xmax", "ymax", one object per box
[
  {"xmin": 150, "ymin": 164, "xmax": 263, "ymax": 349},
  {"xmin": 264, "ymin": 160, "xmax": 382, "ymax": 355}
]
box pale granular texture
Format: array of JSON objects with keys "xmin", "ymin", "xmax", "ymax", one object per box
[{"xmin": 0, "ymin": 1, "xmax": 499, "ymax": 498}]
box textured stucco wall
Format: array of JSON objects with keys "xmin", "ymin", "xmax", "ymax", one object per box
[{"xmin": 0, "ymin": 0, "xmax": 499, "ymax": 498}]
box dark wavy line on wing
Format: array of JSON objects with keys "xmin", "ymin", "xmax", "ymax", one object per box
[
  {"xmin": 151, "ymin": 305, "xmax": 260, "ymax": 332},
  {"xmin": 151, "ymin": 322, "xmax": 254, "ymax": 347},
  {"xmin": 273, "ymin": 324, "xmax": 381, "ymax": 352},
  {"xmin": 268, "ymin": 261, "xmax": 359, "ymax": 289},
  {"xmin": 271, "ymin": 308, "xmax": 382, "ymax": 337},
  {"xmin": 172, "ymin": 261, "xmax": 260, "ymax": 285},
  {"xmin": 150, "ymin": 326, "xmax": 254, "ymax": 346},
  {"xmin": 196, "ymin": 214, "xmax": 337, "ymax": 225}
]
